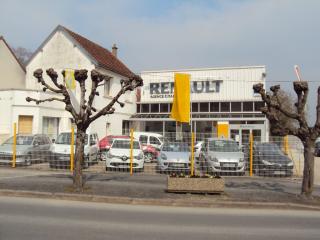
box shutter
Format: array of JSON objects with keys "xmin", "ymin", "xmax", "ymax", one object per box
[{"xmin": 18, "ymin": 116, "xmax": 33, "ymax": 134}]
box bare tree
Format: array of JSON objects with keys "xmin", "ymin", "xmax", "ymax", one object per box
[
  {"xmin": 13, "ymin": 47, "xmax": 33, "ymax": 65},
  {"xmin": 26, "ymin": 68, "xmax": 143, "ymax": 192},
  {"xmin": 253, "ymin": 81, "xmax": 320, "ymax": 197}
]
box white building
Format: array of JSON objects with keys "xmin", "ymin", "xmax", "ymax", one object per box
[
  {"xmin": 0, "ymin": 25, "xmax": 137, "ymax": 141},
  {"xmin": 130, "ymin": 66, "xmax": 268, "ymax": 144}
]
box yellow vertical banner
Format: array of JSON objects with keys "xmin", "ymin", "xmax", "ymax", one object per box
[
  {"xmin": 217, "ymin": 121, "xmax": 229, "ymax": 138},
  {"xmin": 130, "ymin": 128, "xmax": 134, "ymax": 176},
  {"xmin": 249, "ymin": 133, "xmax": 253, "ymax": 177},
  {"xmin": 190, "ymin": 132, "xmax": 195, "ymax": 176},
  {"xmin": 170, "ymin": 73, "xmax": 190, "ymax": 123},
  {"xmin": 70, "ymin": 125, "xmax": 75, "ymax": 171},
  {"xmin": 12, "ymin": 123, "xmax": 17, "ymax": 168},
  {"xmin": 65, "ymin": 69, "xmax": 76, "ymax": 90}
]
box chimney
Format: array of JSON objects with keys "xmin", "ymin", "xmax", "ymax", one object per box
[{"xmin": 112, "ymin": 43, "xmax": 118, "ymax": 58}]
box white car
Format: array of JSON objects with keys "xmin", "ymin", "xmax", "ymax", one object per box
[
  {"xmin": 106, "ymin": 138, "xmax": 144, "ymax": 172},
  {"xmin": 50, "ymin": 131, "xmax": 99, "ymax": 169}
]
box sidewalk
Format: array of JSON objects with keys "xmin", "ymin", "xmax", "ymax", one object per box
[{"xmin": 0, "ymin": 168, "xmax": 319, "ymax": 210}]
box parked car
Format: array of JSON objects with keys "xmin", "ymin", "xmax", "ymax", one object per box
[
  {"xmin": 0, "ymin": 134, "xmax": 52, "ymax": 166},
  {"xmin": 99, "ymin": 135, "xmax": 130, "ymax": 161},
  {"xmin": 105, "ymin": 138, "xmax": 144, "ymax": 172},
  {"xmin": 50, "ymin": 131, "xmax": 99, "ymax": 169},
  {"xmin": 199, "ymin": 138, "xmax": 245, "ymax": 175},
  {"xmin": 157, "ymin": 142, "xmax": 190, "ymax": 174},
  {"xmin": 253, "ymin": 142, "xmax": 293, "ymax": 176},
  {"xmin": 194, "ymin": 141, "xmax": 204, "ymax": 159},
  {"xmin": 133, "ymin": 132, "xmax": 163, "ymax": 162}
]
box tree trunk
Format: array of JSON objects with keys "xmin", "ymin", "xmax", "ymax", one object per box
[
  {"xmin": 301, "ymin": 141, "xmax": 315, "ymax": 197},
  {"xmin": 73, "ymin": 127, "xmax": 86, "ymax": 192}
]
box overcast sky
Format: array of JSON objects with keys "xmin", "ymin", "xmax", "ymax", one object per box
[{"xmin": 1, "ymin": 0, "xmax": 320, "ymax": 121}]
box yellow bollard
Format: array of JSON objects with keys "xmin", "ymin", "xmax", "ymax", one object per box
[
  {"xmin": 130, "ymin": 128, "xmax": 134, "ymax": 176},
  {"xmin": 70, "ymin": 125, "xmax": 75, "ymax": 171},
  {"xmin": 12, "ymin": 123, "xmax": 17, "ymax": 168},
  {"xmin": 190, "ymin": 132, "xmax": 195, "ymax": 176},
  {"xmin": 249, "ymin": 133, "xmax": 253, "ymax": 177},
  {"xmin": 284, "ymin": 135, "xmax": 289, "ymax": 155}
]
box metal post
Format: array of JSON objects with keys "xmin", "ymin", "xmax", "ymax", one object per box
[
  {"xmin": 70, "ymin": 125, "xmax": 75, "ymax": 171},
  {"xmin": 249, "ymin": 132, "xmax": 253, "ymax": 177},
  {"xmin": 190, "ymin": 132, "xmax": 195, "ymax": 176},
  {"xmin": 130, "ymin": 128, "xmax": 134, "ymax": 176},
  {"xmin": 12, "ymin": 123, "xmax": 17, "ymax": 168},
  {"xmin": 284, "ymin": 135, "xmax": 289, "ymax": 155}
]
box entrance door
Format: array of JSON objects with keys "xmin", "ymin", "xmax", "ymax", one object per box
[{"xmin": 18, "ymin": 115, "xmax": 33, "ymax": 134}]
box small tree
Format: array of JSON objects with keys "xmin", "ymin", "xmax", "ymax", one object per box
[
  {"xmin": 26, "ymin": 68, "xmax": 143, "ymax": 192},
  {"xmin": 253, "ymin": 81, "xmax": 320, "ymax": 197}
]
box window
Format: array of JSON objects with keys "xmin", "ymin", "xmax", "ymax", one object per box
[
  {"xmin": 150, "ymin": 136, "xmax": 161, "ymax": 145},
  {"xmin": 231, "ymin": 102, "xmax": 241, "ymax": 112},
  {"xmin": 220, "ymin": 102, "xmax": 230, "ymax": 112},
  {"xmin": 141, "ymin": 104, "xmax": 149, "ymax": 113},
  {"xmin": 243, "ymin": 102, "xmax": 253, "ymax": 112},
  {"xmin": 136, "ymin": 104, "xmax": 141, "ymax": 113},
  {"xmin": 199, "ymin": 102, "xmax": 209, "ymax": 112},
  {"xmin": 151, "ymin": 104, "xmax": 159, "ymax": 113},
  {"xmin": 210, "ymin": 102, "xmax": 219, "ymax": 112},
  {"xmin": 104, "ymin": 79, "xmax": 111, "ymax": 97},
  {"xmin": 160, "ymin": 103, "xmax": 169, "ymax": 113},
  {"xmin": 254, "ymin": 101, "xmax": 265, "ymax": 111},
  {"xmin": 139, "ymin": 135, "xmax": 148, "ymax": 144},
  {"xmin": 192, "ymin": 103, "xmax": 199, "ymax": 112}
]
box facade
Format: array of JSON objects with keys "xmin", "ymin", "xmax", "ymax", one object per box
[
  {"xmin": 0, "ymin": 36, "xmax": 26, "ymax": 142},
  {"xmin": 130, "ymin": 66, "xmax": 268, "ymax": 145},
  {"xmin": 0, "ymin": 25, "xmax": 136, "ymax": 142}
]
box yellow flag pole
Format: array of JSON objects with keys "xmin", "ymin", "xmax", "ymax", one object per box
[
  {"xmin": 70, "ymin": 125, "xmax": 75, "ymax": 171},
  {"xmin": 130, "ymin": 128, "xmax": 134, "ymax": 176},
  {"xmin": 12, "ymin": 123, "xmax": 17, "ymax": 168}
]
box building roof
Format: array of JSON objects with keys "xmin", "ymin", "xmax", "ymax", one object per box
[
  {"xmin": 0, "ymin": 36, "xmax": 26, "ymax": 72},
  {"xmin": 27, "ymin": 25, "xmax": 134, "ymax": 78}
]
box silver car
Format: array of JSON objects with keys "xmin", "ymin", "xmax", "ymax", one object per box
[
  {"xmin": 157, "ymin": 142, "xmax": 190, "ymax": 174},
  {"xmin": 199, "ymin": 138, "xmax": 245, "ymax": 175},
  {"xmin": 0, "ymin": 134, "xmax": 52, "ymax": 166}
]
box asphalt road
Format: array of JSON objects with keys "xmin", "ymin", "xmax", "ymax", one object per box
[{"xmin": 0, "ymin": 196, "xmax": 319, "ymax": 240}]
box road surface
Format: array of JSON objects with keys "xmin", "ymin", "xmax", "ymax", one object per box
[{"xmin": 0, "ymin": 196, "xmax": 319, "ymax": 240}]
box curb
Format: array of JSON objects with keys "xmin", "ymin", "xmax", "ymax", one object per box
[{"xmin": 0, "ymin": 189, "xmax": 320, "ymax": 211}]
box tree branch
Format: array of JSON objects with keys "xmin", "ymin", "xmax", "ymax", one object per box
[
  {"xmin": 26, "ymin": 96, "xmax": 65, "ymax": 105},
  {"xmin": 33, "ymin": 69, "xmax": 63, "ymax": 94}
]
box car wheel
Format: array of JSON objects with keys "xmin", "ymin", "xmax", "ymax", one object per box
[{"xmin": 144, "ymin": 152, "xmax": 153, "ymax": 163}]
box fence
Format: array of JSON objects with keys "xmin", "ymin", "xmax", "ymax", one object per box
[{"xmin": 0, "ymin": 123, "xmax": 308, "ymax": 179}]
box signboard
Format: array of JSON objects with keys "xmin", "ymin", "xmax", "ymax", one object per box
[{"xmin": 147, "ymin": 80, "xmax": 222, "ymax": 99}]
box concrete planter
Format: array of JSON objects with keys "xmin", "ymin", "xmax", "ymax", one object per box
[{"xmin": 167, "ymin": 176, "xmax": 225, "ymax": 194}]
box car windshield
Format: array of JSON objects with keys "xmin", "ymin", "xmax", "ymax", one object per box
[
  {"xmin": 162, "ymin": 142, "xmax": 189, "ymax": 152},
  {"xmin": 112, "ymin": 140, "xmax": 140, "ymax": 149},
  {"xmin": 208, "ymin": 140, "xmax": 239, "ymax": 152},
  {"xmin": 257, "ymin": 144, "xmax": 283, "ymax": 155},
  {"xmin": 56, "ymin": 133, "xmax": 88, "ymax": 145},
  {"xmin": 3, "ymin": 136, "xmax": 33, "ymax": 145}
]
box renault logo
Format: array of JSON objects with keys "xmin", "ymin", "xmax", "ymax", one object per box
[{"xmin": 121, "ymin": 156, "xmax": 128, "ymax": 161}]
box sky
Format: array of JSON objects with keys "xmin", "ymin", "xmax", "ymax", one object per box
[{"xmin": 1, "ymin": 0, "xmax": 320, "ymax": 122}]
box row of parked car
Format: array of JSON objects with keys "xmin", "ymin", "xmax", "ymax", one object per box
[{"xmin": 0, "ymin": 130, "xmax": 305, "ymax": 176}]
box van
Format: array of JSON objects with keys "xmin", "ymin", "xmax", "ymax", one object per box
[
  {"xmin": 133, "ymin": 132, "xmax": 164, "ymax": 162},
  {"xmin": 50, "ymin": 131, "xmax": 99, "ymax": 169}
]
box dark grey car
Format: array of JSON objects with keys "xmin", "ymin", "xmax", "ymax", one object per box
[{"xmin": 0, "ymin": 134, "xmax": 52, "ymax": 166}]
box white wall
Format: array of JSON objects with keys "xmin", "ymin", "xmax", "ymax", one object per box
[{"xmin": 140, "ymin": 66, "xmax": 266, "ymax": 103}]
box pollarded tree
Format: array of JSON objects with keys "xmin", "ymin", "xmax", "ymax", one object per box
[
  {"xmin": 26, "ymin": 68, "xmax": 143, "ymax": 192},
  {"xmin": 253, "ymin": 81, "xmax": 319, "ymax": 197}
]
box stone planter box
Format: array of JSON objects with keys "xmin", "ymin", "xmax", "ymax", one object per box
[{"xmin": 167, "ymin": 176, "xmax": 225, "ymax": 194}]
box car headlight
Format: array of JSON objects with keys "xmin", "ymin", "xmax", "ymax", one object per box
[
  {"xmin": 262, "ymin": 160, "xmax": 273, "ymax": 166},
  {"xmin": 107, "ymin": 152, "xmax": 115, "ymax": 158},
  {"xmin": 239, "ymin": 158, "xmax": 244, "ymax": 162},
  {"xmin": 136, "ymin": 153, "xmax": 144, "ymax": 160},
  {"xmin": 209, "ymin": 157, "xmax": 218, "ymax": 162},
  {"xmin": 160, "ymin": 153, "xmax": 167, "ymax": 160},
  {"xmin": 287, "ymin": 161, "xmax": 293, "ymax": 166}
]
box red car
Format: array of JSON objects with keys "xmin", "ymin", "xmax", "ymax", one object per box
[{"xmin": 99, "ymin": 135, "xmax": 129, "ymax": 152}]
